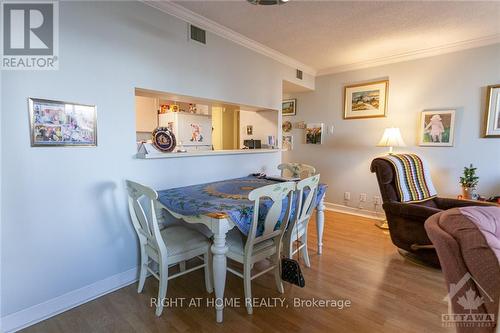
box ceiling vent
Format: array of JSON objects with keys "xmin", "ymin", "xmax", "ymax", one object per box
[
  {"xmin": 296, "ymin": 69, "xmax": 303, "ymax": 80},
  {"xmin": 190, "ymin": 24, "xmax": 206, "ymax": 44}
]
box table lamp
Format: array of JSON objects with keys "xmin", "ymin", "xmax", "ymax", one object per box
[{"xmin": 377, "ymin": 127, "xmax": 406, "ymax": 154}]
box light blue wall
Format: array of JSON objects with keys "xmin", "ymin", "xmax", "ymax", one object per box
[
  {"xmin": 283, "ymin": 44, "xmax": 500, "ymax": 209},
  {"xmin": 0, "ymin": 1, "xmax": 309, "ymax": 317}
]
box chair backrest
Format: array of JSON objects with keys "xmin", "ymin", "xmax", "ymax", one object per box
[
  {"xmin": 245, "ymin": 181, "xmax": 296, "ymax": 256},
  {"xmin": 278, "ymin": 163, "xmax": 316, "ymax": 179},
  {"xmin": 370, "ymin": 158, "xmax": 400, "ymax": 203},
  {"xmin": 288, "ymin": 174, "xmax": 320, "ymax": 235},
  {"xmin": 125, "ymin": 180, "xmax": 166, "ymax": 257},
  {"xmin": 370, "ymin": 157, "xmax": 439, "ymax": 208}
]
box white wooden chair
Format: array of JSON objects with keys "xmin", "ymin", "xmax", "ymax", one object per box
[
  {"xmin": 225, "ymin": 181, "xmax": 296, "ymax": 315},
  {"xmin": 126, "ymin": 180, "xmax": 213, "ymax": 316},
  {"xmin": 283, "ymin": 174, "xmax": 320, "ymax": 268},
  {"xmin": 278, "ymin": 163, "xmax": 316, "ymax": 179}
]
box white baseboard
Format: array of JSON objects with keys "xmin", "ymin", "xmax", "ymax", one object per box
[
  {"xmin": 324, "ymin": 202, "xmax": 386, "ymax": 221},
  {"xmin": 0, "ymin": 267, "xmax": 139, "ymax": 333}
]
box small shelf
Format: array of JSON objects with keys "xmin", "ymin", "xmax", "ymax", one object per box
[
  {"xmin": 160, "ymin": 111, "xmax": 210, "ymax": 117},
  {"xmin": 136, "ymin": 148, "xmax": 281, "ymax": 159}
]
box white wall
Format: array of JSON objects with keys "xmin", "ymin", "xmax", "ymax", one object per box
[
  {"xmin": 0, "ymin": 65, "xmax": 3, "ymax": 323},
  {"xmin": 0, "ymin": 1, "xmax": 311, "ymax": 323},
  {"xmin": 283, "ymin": 44, "xmax": 500, "ymax": 211},
  {"xmin": 240, "ymin": 110, "xmax": 278, "ymax": 148}
]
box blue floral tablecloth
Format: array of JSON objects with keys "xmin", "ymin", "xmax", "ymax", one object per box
[{"xmin": 157, "ymin": 176, "xmax": 327, "ymax": 236}]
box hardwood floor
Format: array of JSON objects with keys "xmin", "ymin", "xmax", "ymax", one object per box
[{"xmin": 23, "ymin": 211, "xmax": 452, "ymax": 333}]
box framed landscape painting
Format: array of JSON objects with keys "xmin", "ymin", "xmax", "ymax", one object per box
[
  {"xmin": 282, "ymin": 99, "xmax": 296, "ymax": 116},
  {"xmin": 344, "ymin": 80, "xmax": 388, "ymax": 119},
  {"xmin": 29, "ymin": 98, "xmax": 97, "ymax": 147},
  {"xmin": 484, "ymin": 84, "xmax": 500, "ymax": 137},
  {"xmin": 418, "ymin": 110, "xmax": 455, "ymax": 147}
]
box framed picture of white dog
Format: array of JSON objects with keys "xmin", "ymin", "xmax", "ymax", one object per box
[{"xmin": 419, "ymin": 110, "xmax": 456, "ymax": 146}]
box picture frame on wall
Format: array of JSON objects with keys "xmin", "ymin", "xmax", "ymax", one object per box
[
  {"xmin": 344, "ymin": 80, "xmax": 388, "ymax": 119},
  {"xmin": 484, "ymin": 84, "xmax": 500, "ymax": 137},
  {"xmin": 305, "ymin": 123, "xmax": 323, "ymax": 144},
  {"xmin": 282, "ymin": 135, "xmax": 293, "ymax": 151},
  {"xmin": 29, "ymin": 98, "xmax": 97, "ymax": 147},
  {"xmin": 282, "ymin": 99, "xmax": 296, "ymax": 116},
  {"xmin": 418, "ymin": 109, "xmax": 456, "ymax": 147},
  {"xmin": 282, "ymin": 121, "xmax": 292, "ymax": 133}
]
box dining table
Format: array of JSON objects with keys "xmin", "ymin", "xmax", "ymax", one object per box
[{"xmin": 156, "ymin": 175, "xmax": 327, "ymax": 323}]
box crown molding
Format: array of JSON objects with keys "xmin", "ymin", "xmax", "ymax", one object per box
[
  {"xmin": 317, "ymin": 34, "xmax": 500, "ymax": 76},
  {"xmin": 142, "ymin": 0, "xmax": 317, "ymax": 76}
]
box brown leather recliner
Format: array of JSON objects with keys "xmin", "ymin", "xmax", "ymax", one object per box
[{"xmin": 370, "ymin": 158, "xmax": 492, "ymax": 267}]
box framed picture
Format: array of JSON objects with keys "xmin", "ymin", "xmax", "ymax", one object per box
[
  {"xmin": 268, "ymin": 135, "xmax": 276, "ymax": 148},
  {"xmin": 282, "ymin": 135, "xmax": 293, "ymax": 151},
  {"xmin": 282, "ymin": 121, "xmax": 292, "ymax": 132},
  {"xmin": 29, "ymin": 98, "xmax": 97, "ymax": 147},
  {"xmin": 484, "ymin": 84, "xmax": 500, "ymax": 137},
  {"xmin": 295, "ymin": 121, "xmax": 306, "ymax": 129},
  {"xmin": 418, "ymin": 110, "xmax": 456, "ymax": 146},
  {"xmin": 344, "ymin": 80, "xmax": 388, "ymax": 119},
  {"xmin": 282, "ymin": 99, "xmax": 296, "ymax": 116},
  {"xmin": 305, "ymin": 123, "xmax": 323, "ymax": 144},
  {"xmin": 246, "ymin": 125, "xmax": 253, "ymax": 135}
]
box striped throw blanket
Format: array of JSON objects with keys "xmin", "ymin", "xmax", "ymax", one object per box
[{"xmin": 380, "ymin": 154, "xmax": 437, "ymax": 203}]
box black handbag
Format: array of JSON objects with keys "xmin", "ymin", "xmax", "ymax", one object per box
[
  {"xmin": 281, "ymin": 222, "xmax": 306, "ymax": 287},
  {"xmin": 281, "ymin": 257, "xmax": 305, "ymax": 287}
]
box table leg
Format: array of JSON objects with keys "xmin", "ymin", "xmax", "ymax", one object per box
[
  {"xmin": 211, "ymin": 229, "xmax": 228, "ymax": 323},
  {"xmin": 316, "ymin": 197, "xmax": 325, "ymax": 255}
]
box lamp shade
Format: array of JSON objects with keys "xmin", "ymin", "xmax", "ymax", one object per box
[{"xmin": 377, "ymin": 127, "xmax": 406, "ymax": 147}]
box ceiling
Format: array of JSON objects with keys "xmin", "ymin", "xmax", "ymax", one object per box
[{"xmin": 172, "ymin": 0, "xmax": 500, "ymax": 74}]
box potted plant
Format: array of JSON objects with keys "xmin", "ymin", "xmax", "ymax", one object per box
[{"xmin": 459, "ymin": 164, "xmax": 479, "ymax": 200}]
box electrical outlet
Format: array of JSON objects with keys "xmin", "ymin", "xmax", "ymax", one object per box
[
  {"xmin": 373, "ymin": 196, "xmax": 382, "ymax": 205},
  {"xmin": 359, "ymin": 193, "xmax": 367, "ymax": 202},
  {"xmin": 344, "ymin": 192, "xmax": 351, "ymax": 201}
]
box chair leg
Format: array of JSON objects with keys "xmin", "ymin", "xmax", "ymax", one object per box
[
  {"xmin": 137, "ymin": 245, "xmax": 148, "ymax": 293},
  {"xmin": 243, "ymin": 262, "xmax": 253, "ymax": 315},
  {"xmin": 155, "ymin": 260, "xmax": 169, "ymax": 317},
  {"xmin": 301, "ymin": 233, "xmax": 311, "ymax": 268},
  {"xmin": 204, "ymin": 251, "xmax": 214, "ymax": 293},
  {"xmin": 285, "ymin": 235, "xmax": 293, "ymax": 259},
  {"xmin": 274, "ymin": 252, "xmax": 284, "ymax": 294}
]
